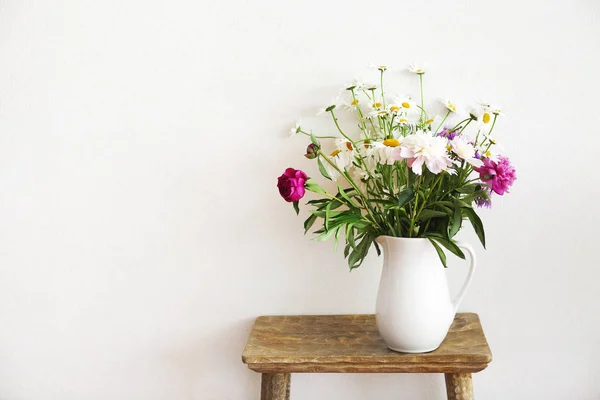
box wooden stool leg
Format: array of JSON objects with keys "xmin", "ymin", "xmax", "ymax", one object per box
[
  {"xmin": 261, "ymin": 373, "xmax": 290, "ymax": 400},
  {"xmin": 445, "ymin": 373, "xmax": 473, "ymax": 400}
]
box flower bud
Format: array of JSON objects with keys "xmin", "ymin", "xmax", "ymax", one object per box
[{"xmin": 304, "ymin": 143, "xmax": 319, "ymax": 159}]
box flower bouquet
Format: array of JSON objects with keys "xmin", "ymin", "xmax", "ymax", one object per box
[{"xmin": 277, "ymin": 64, "xmax": 516, "ymax": 270}]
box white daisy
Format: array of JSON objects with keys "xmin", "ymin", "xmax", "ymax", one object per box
[
  {"xmin": 408, "ymin": 62, "xmax": 425, "ymax": 75},
  {"xmin": 369, "ymin": 109, "xmax": 390, "ymax": 119},
  {"xmin": 289, "ymin": 120, "xmax": 301, "ymax": 137},
  {"xmin": 368, "ymin": 139, "xmax": 401, "ymax": 166},
  {"xmin": 468, "ymin": 104, "xmax": 496, "ymax": 133},
  {"xmin": 317, "ymin": 98, "xmax": 339, "ymax": 116},
  {"xmin": 338, "ymin": 91, "xmax": 361, "ymax": 112},
  {"xmin": 442, "ymin": 99, "xmax": 458, "ymax": 113},
  {"xmin": 450, "ymin": 137, "xmax": 483, "ymax": 167}
]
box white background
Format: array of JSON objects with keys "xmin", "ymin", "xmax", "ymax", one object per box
[{"xmin": 1, "ymin": 0, "xmax": 599, "ymax": 399}]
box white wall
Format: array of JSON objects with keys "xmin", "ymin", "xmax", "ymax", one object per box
[{"xmin": 1, "ymin": 0, "xmax": 599, "ymax": 399}]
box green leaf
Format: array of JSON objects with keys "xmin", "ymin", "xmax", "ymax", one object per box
[
  {"xmin": 418, "ymin": 210, "xmax": 448, "ymax": 221},
  {"xmin": 347, "ymin": 233, "xmax": 374, "ymax": 270},
  {"xmin": 333, "ymin": 226, "xmax": 342, "ymax": 251},
  {"xmin": 318, "ymin": 157, "xmax": 332, "ymax": 180},
  {"xmin": 292, "ymin": 201, "xmax": 299, "ymax": 215},
  {"xmin": 303, "ymin": 213, "xmax": 317, "ymax": 234},
  {"xmin": 425, "ymin": 234, "xmax": 465, "ymax": 259},
  {"xmin": 305, "ymin": 178, "xmax": 327, "ymax": 194},
  {"xmin": 346, "ymin": 224, "xmax": 356, "ymax": 248},
  {"xmin": 463, "ymin": 207, "xmax": 486, "ymax": 248},
  {"xmin": 338, "ymin": 185, "xmax": 358, "ymax": 208},
  {"xmin": 344, "ymin": 243, "xmax": 351, "ymax": 258},
  {"xmin": 313, "ymin": 225, "xmax": 340, "ymax": 242},
  {"xmin": 449, "ymin": 200, "xmax": 463, "ymax": 238},
  {"xmin": 428, "ymin": 238, "xmax": 447, "ymax": 268},
  {"xmin": 397, "ymin": 187, "xmax": 415, "ymax": 208},
  {"xmin": 456, "ymin": 184, "xmax": 477, "ymax": 194},
  {"xmin": 310, "ymin": 133, "xmax": 320, "ymax": 146}
]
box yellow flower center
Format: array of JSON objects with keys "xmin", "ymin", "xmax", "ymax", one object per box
[
  {"xmin": 402, "ymin": 102, "xmax": 411, "ymax": 108},
  {"xmin": 485, "ymin": 151, "xmax": 492, "ymax": 157},
  {"xmin": 389, "ymin": 105, "xmax": 400, "ymax": 112},
  {"xmin": 446, "ymin": 145, "xmax": 453, "ymax": 151},
  {"xmin": 425, "ymin": 118, "xmax": 434, "ymax": 124},
  {"xmin": 330, "ymin": 149, "xmax": 342, "ymax": 157},
  {"xmin": 345, "ymin": 142, "xmax": 353, "ymax": 151},
  {"xmin": 372, "ymin": 102, "xmax": 382, "ymax": 108},
  {"xmin": 351, "ymin": 99, "xmax": 359, "ymax": 106},
  {"xmin": 483, "ymin": 112, "xmax": 491, "ymax": 124},
  {"xmin": 399, "ymin": 118, "xmax": 408, "ymax": 123},
  {"xmin": 383, "ymin": 139, "xmax": 400, "ymax": 147},
  {"xmin": 448, "ymin": 103, "xmax": 456, "ymax": 112},
  {"xmin": 378, "ymin": 110, "xmax": 388, "ymax": 115}
]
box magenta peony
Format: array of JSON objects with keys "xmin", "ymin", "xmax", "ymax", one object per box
[
  {"xmin": 475, "ymin": 156, "xmax": 516, "ymax": 195},
  {"xmin": 277, "ymin": 168, "xmax": 308, "ymax": 202}
]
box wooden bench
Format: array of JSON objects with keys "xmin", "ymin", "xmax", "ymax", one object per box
[{"xmin": 242, "ymin": 313, "xmax": 492, "ymax": 399}]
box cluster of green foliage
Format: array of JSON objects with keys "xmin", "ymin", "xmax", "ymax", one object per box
[{"xmin": 299, "ymin": 151, "xmax": 488, "ymax": 269}]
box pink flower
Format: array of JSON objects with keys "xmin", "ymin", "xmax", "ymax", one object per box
[
  {"xmin": 475, "ymin": 156, "xmax": 516, "ymax": 195},
  {"xmin": 277, "ymin": 168, "xmax": 308, "ymax": 202}
]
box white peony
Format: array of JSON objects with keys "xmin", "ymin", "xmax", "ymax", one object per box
[{"xmin": 394, "ymin": 131, "xmax": 452, "ymax": 175}]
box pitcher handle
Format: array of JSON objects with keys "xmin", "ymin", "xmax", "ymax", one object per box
[{"xmin": 452, "ymin": 242, "xmax": 477, "ymax": 313}]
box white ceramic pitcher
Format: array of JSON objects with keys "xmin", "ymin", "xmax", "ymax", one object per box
[{"xmin": 374, "ymin": 236, "xmax": 476, "ymax": 353}]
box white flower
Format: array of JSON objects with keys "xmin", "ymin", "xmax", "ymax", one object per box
[
  {"xmin": 317, "ymin": 98, "xmax": 339, "ymax": 116},
  {"xmin": 330, "ymin": 139, "xmax": 356, "ymax": 170},
  {"xmin": 369, "ymin": 109, "xmax": 390, "ymax": 119},
  {"xmin": 408, "ymin": 62, "xmax": 425, "ymax": 74},
  {"xmin": 475, "ymin": 140, "xmax": 503, "ymax": 163},
  {"xmin": 338, "ymin": 91, "xmax": 361, "ymax": 112},
  {"xmin": 450, "ymin": 137, "xmax": 483, "ymax": 167},
  {"xmin": 289, "ymin": 120, "xmax": 301, "ymax": 137},
  {"xmin": 344, "ymin": 80, "xmax": 364, "ymax": 91},
  {"xmin": 443, "ymin": 99, "xmax": 458, "ymax": 113},
  {"xmin": 368, "ymin": 139, "xmax": 401, "ymax": 166},
  {"xmin": 363, "ymin": 82, "xmax": 378, "ymax": 91},
  {"xmin": 468, "ymin": 103, "xmax": 498, "ymax": 133},
  {"xmin": 396, "ymin": 131, "xmax": 453, "ymax": 175},
  {"xmin": 370, "ymin": 63, "xmax": 389, "ymax": 72},
  {"xmin": 392, "ymin": 95, "xmax": 418, "ymax": 114}
]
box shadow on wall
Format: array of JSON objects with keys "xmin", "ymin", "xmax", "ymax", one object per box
[{"xmin": 161, "ymin": 317, "xmax": 260, "ymax": 399}]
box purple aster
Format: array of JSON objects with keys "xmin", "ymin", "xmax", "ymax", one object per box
[
  {"xmin": 475, "ymin": 193, "xmax": 492, "ymax": 208},
  {"xmin": 437, "ymin": 128, "xmax": 458, "ymax": 140}
]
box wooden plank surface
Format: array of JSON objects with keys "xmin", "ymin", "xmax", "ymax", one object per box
[{"xmin": 242, "ymin": 313, "xmax": 492, "ymax": 373}]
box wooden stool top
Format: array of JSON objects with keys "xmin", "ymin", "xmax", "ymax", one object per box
[{"xmin": 242, "ymin": 313, "xmax": 492, "ymax": 374}]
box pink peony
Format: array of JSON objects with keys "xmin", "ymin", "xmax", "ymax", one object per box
[
  {"xmin": 475, "ymin": 156, "xmax": 516, "ymax": 195},
  {"xmin": 277, "ymin": 168, "xmax": 308, "ymax": 202}
]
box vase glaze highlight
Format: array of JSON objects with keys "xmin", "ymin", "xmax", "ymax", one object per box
[{"xmin": 374, "ymin": 236, "xmax": 476, "ymax": 353}]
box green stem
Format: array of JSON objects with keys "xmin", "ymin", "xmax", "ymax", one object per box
[
  {"xmin": 317, "ymin": 151, "xmax": 382, "ymax": 229},
  {"xmin": 380, "ymin": 70, "xmax": 386, "ymax": 109},
  {"xmin": 451, "ymin": 117, "xmax": 473, "ymax": 132},
  {"xmin": 329, "ymin": 110, "xmax": 354, "ymax": 143},
  {"xmin": 459, "ymin": 119, "xmax": 473, "ymax": 133},
  {"xmin": 419, "ymin": 74, "xmax": 424, "ymax": 124},
  {"xmin": 299, "ymin": 130, "xmax": 337, "ymax": 139},
  {"xmin": 433, "ymin": 110, "xmax": 451, "ymax": 134}
]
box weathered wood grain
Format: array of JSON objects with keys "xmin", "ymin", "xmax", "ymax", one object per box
[
  {"xmin": 260, "ymin": 373, "xmax": 290, "ymax": 400},
  {"xmin": 445, "ymin": 373, "xmax": 474, "ymax": 400},
  {"xmin": 242, "ymin": 313, "xmax": 491, "ymax": 374}
]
